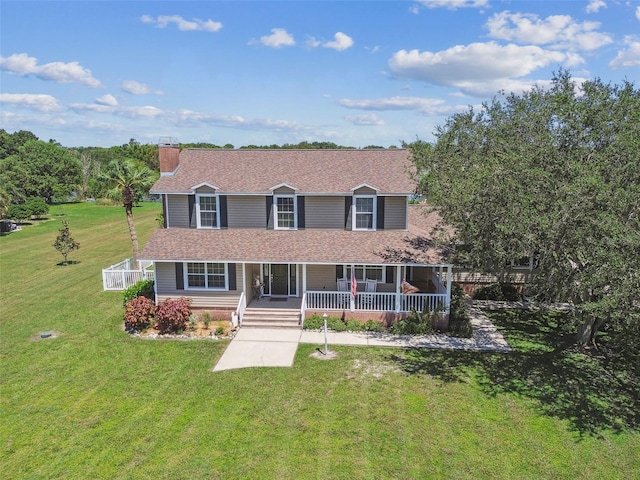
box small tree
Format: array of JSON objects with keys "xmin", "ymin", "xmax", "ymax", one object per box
[{"xmin": 53, "ymin": 220, "xmax": 80, "ymax": 265}]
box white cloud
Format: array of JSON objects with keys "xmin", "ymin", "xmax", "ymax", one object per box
[
  {"xmin": 416, "ymin": 0, "xmax": 488, "ymax": 10},
  {"xmin": 121, "ymin": 80, "xmax": 163, "ymax": 95},
  {"xmin": 323, "ymin": 32, "xmax": 354, "ymax": 51},
  {"xmin": 95, "ymin": 94, "xmax": 118, "ymax": 106},
  {"xmin": 0, "ymin": 53, "xmax": 102, "ymax": 87},
  {"xmin": 344, "ymin": 114, "xmax": 385, "ymax": 126},
  {"xmin": 259, "ymin": 28, "xmax": 295, "ymax": 48},
  {"xmin": 70, "ymin": 102, "xmax": 164, "ymax": 119},
  {"xmin": 307, "ymin": 32, "xmax": 354, "ymax": 51},
  {"xmin": 485, "ymin": 11, "xmax": 612, "ymax": 51},
  {"xmin": 0, "ymin": 93, "xmax": 60, "ymax": 112},
  {"xmin": 636, "ymin": 6, "xmax": 640, "ymax": 21},
  {"xmin": 339, "ymin": 96, "xmax": 459, "ymax": 116},
  {"xmin": 609, "ymin": 36, "xmax": 640, "ymax": 68},
  {"xmin": 586, "ymin": 0, "xmax": 606, "ymax": 13},
  {"xmin": 389, "ymin": 42, "xmax": 573, "ymax": 91},
  {"xmin": 141, "ymin": 14, "xmax": 222, "ymax": 32},
  {"xmin": 305, "ymin": 37, "xmax": 322, "ymax": 48}
]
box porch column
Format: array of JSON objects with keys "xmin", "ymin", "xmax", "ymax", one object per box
[
  {"xmin": 350, "ymin": 264, "xmax": 356, "ymax": 311},
  {"xmin": 446, "ymin": 264, "xmax": 452, "ymax": 313},
  {"xmin": 395, "ymin": 265, "xmax": 402, "ymax": 312},
  {"xmin": 302, "ymin": 263, "xmax": 307, "ymax": 296}
]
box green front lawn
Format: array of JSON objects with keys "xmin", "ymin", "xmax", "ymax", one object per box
[{"xmin": 1, "ymin": 203, "xmax": 638, "ymax": 479}]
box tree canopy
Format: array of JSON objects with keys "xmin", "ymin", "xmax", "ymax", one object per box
[
  {"xmin": 408, "ymin": 71, "xmax": 640, "ymax": 347},
  {"xmin": 0, "ymin": 139, "xmax": 82, "ymax": 203}
]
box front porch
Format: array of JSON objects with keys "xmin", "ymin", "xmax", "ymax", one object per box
[
  {"xmin": 104, "ymin": 257, "xmax": 453, "ymax": 325},
  {"xmin": 243, "ymin": 291, "xmax": 449, "ymax": 328}
]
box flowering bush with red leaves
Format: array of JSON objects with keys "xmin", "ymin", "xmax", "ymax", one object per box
[
  {"xmin": 154, "ymin": 297, "xmax": 192, "ymax": 334},
  {"xmin": 124, "ymin": 296, "xmax": 156, "ymax": 332}
]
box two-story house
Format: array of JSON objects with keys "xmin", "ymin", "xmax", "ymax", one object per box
[{"xmin": 139, "ymin": 141, "xmax": 454, "ymax": 327}]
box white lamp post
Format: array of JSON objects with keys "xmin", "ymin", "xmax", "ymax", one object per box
[{"xmin": 323, "ymin": 312, "xmax": 328, "ymax": 355}]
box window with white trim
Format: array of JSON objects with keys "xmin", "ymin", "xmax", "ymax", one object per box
[
  {"xmin": 275, "ymin": 195, "xmax": 296, "ymax": 229},
  {"xmin": 185, "ymin": 262, "xmax": 227, "ymax": 289},
  {"xmin": 338, "ymin": 265, "xmax": 385, "ymax": 283},
  {"xmin": 196, "ymin": 194, "xmax": 219, "ymax": 229},
  {"xmin": 510, "ymin": 253, "xmax": 540, "ymax": 271},
  {"xmin": 353, "ymin": 196, "xmax": 376, "ymax": 230}
]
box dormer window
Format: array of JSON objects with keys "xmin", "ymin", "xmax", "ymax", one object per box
[
  {"xmin": 353, "ymin": 196, "xmax": 376, "ymax": 230},
  {"xmin": 196, "ymin": 194, "xmax": 219, "ymax": 229},
  {"xmin": 275, "ymin": 195, "xmax": 297, "ymax": 230}
]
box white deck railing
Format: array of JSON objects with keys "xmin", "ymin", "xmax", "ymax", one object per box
[
  {"xmin": 102, "ymin": 258, "xmax": 154, "ymax": 291},
  {"xmin": 306, "ymin": 291, "xmax": 448, "ymax": 313}
]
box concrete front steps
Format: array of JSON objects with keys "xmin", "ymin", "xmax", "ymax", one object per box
[{"xmin": 241, "ymin": 308, "xmax": 302, "ymax": 329}]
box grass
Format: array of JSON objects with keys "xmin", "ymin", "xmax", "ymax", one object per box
[{"xmin": 1, "ymin": 202, "xmax": 639, "ymax": 479}]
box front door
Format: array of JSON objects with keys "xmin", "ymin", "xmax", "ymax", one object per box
[{"xmin": 271, "ymin": 264, "xmax": 289, "ymax": 296}]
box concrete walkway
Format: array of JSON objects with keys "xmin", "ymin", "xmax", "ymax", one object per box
[
  {"xmin": 212, "ymin": 304, "xmax": 510, "ymax": 372},
  {"xmin": 212, "ymin": 328, "xmax": 302, "ymax": 371}
]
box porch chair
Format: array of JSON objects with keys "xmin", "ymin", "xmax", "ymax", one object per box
[
  {"xmin": 336, "ymin": 278, "xmax": 349, "ymax": 308},
  {"xmin": 361, "ymin": 279, "xmax": 378, "ymax": 309}
]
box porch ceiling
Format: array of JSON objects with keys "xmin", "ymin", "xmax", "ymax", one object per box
[{"xmin": 140, "ymin": 223, "xmax": 451, "ymax": 266}]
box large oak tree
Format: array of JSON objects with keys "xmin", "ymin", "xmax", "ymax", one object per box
[
  {"xmin": 0, "ymin": 139, "xmax": 82, "ymax": 203},
  {"xmin": 409, "ymin": 71, "xmax": 639, "ymax": 348}
]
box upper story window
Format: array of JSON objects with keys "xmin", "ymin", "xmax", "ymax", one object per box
[
  {"xmin": 196, "ymin": 194, "xmax": 219, "ymax": 229},
  {"xmin": 185, "ymin": 262, "xmax": 227, "ymax": 290},
  {"xmin": 353, "ymin": 196, "xmax": 376, "ymax": 230},
  {"xmin": 275, "ymin": 195, "xmax": 297, "ymax": 230}
]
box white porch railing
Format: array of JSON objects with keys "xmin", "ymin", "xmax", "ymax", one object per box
[
  {"xmin": 300, "ymin": 292, "xmax": 307, "ymax": 326},
  {"xmin": 306, "ymin": 291, "xmax": 448, "ymax": 313},
  {"xmin": 401, "ymin": 293, "xmax": 448, "ymax": 313},
  {"xmin": 102, "ymin": 258, "xmax": 154, "ymax": 291},
  {"xmin": 235, "ymin": 291, "xmax": 246, "ymax": 326}
]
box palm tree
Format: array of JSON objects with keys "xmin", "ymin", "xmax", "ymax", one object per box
[{"xmin": 101, "ymin": 159, "xmax": 157, "ymax": 268}]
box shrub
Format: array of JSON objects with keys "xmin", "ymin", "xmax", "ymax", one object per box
[
  {"xmin": 390, "ymin": 308, "xmax": 435, "ymax": 335},
  {"xmin": 124, "ymin": 296, "xmax": 155, "ymax": 332},
  {"xmin": 122, "ymin": 279, "xmax": 155, "ymax": 306},
  {"xmin": 345, "ymin": 318, "xmax": 365, "ymax": 332},
  {"xmin": 7, "ymin": 204, "xmax": 30, "ymax": 224},
  {"xmin": 472, "ymin": 282, "xmax": 520, "ymax": 301},
  {"xmin": 25, "ymin": 197, "xmax": 49, "ymax": 219},
  {"xmin": 202, "ymin": 312, "xmax": 211, "ymax": 329},
  {"xmin": 303, "ymin": 314, "xmax": 324, "ymax": 329},
  {"xmin": 327, "ymin": 316, "xmax": 348, "ymax": 331},
  {"xmin": 364, "ymin": 319, "xmax": 384, "ymax": 332},
  {"xmin": 448, "ymin": 284, "xmax": 473, "ymax": 338},
  {"xmin": 303, "ymin": 313, "xmax": 351, "ymax": 331},
  {"xmin": 215, "ymin": 325, "xmax": 225, "ymax": 336},
  {"xmin": 154, "ymin": 297, "xmax": 192, "ymax": 334},
  {"xmin": 188, "ymin": 313, "xmax": 198, "ymax": 331}
]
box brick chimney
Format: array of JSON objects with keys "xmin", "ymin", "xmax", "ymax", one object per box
[{"xmin": 158, "ymin": 137, "xmax": 180, "ymax": 175}]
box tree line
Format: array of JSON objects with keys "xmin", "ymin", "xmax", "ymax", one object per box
[{"xmin": 0, "ymin": 133, "xmax": 389, "ymax": 220}]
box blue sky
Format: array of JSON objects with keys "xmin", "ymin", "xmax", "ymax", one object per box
[{"xmin": 1, "ymin": 0, "xmax": 639, "ymax": 148}]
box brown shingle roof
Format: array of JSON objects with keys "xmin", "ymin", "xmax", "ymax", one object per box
[
  {"xmin": 140, "ymin": 205, "xmax": 451, "ymax": 265},
  {"xmin": 152, "ymin": 149, "xmax": 416, "ymax": 194}
]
